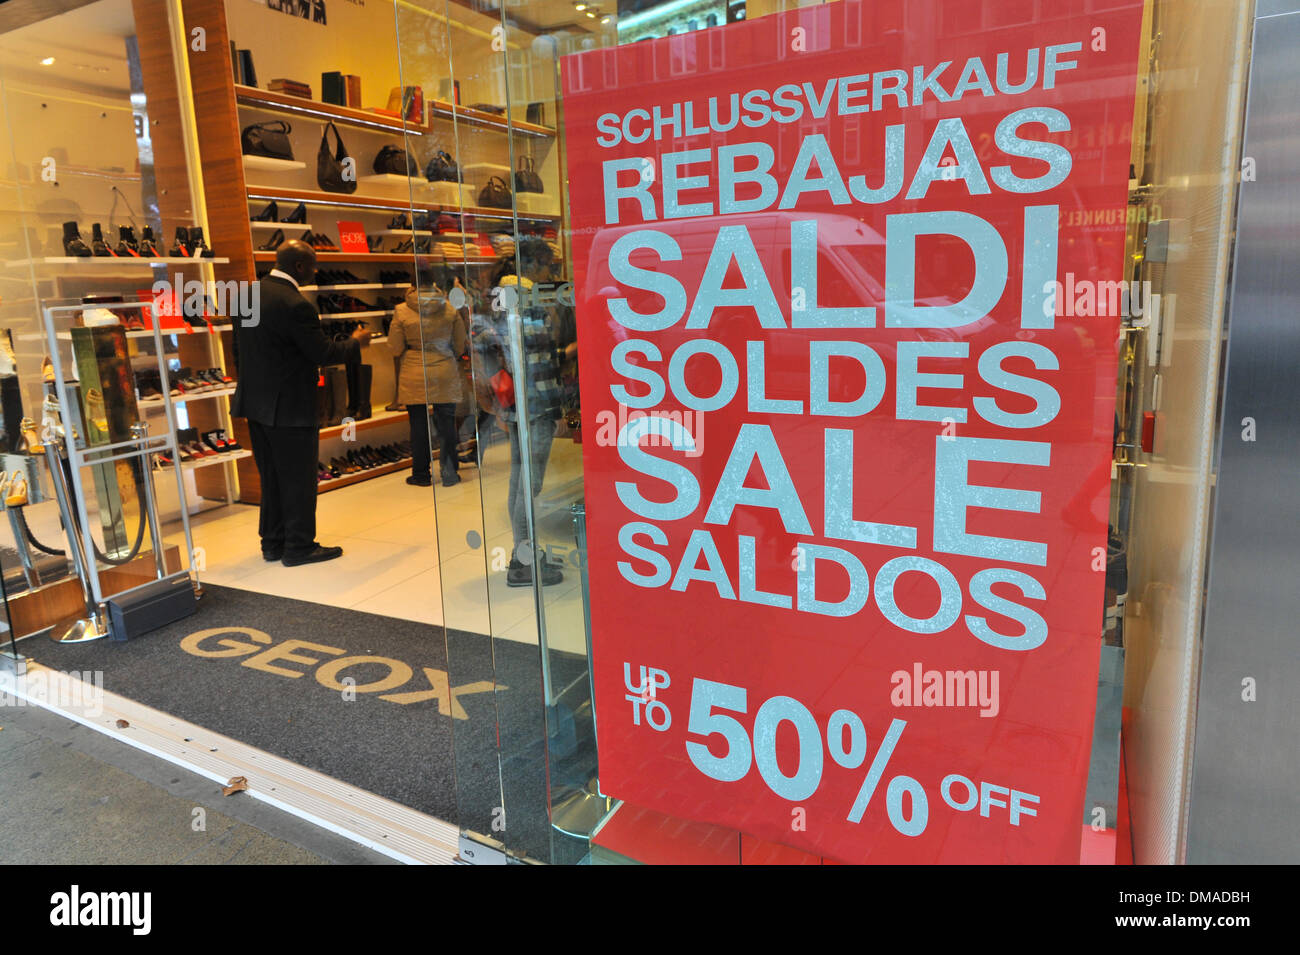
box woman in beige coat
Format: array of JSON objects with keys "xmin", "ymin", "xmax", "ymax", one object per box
[{"xmin": 388, "ymin": 266, "xmax": 467, "ymax": 486}]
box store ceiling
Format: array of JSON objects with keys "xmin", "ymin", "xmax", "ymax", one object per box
[
  {"xmin": 469, "ymin": 0, "xmax": 616, "ymax": 34},
  {"xmin": 0, "ymin": 0, "xmax": 133, "ymax": 93}
]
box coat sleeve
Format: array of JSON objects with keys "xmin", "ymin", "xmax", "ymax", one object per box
[
  {"xmin": 387, "ymin": 307, "xmax": 408, "ymax": 359},
  {"xmin": 282, "ymin": 297, "xmax": 359, "ymax": 366}
]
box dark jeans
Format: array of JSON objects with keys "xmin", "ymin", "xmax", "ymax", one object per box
[
  {"xmin": 248, "ymin": 420, "xmax": 319, "ymax": 556},
  {"xmin": 408, "ymin": 403, "xmax": 458, "ymax": 481},
  {"xmin": 507, "ymin": 415, "xmax": 557, "ymax": 553}
]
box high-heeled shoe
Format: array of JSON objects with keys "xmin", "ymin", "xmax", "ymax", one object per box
[
  {"xmin": 41, "ymin": 356, "xmax": 54, "ymax": 383},
  {"xmin": 90, "ymin": 223, "xmax": 114, "ymax": 256},
  {"xmin": 5, "ymin": 472, "xmax": 27, "ymax": 508},
  {"xmin": 18, "ymin": 417, "xmax": 42, "ymax": 454},
  {"xmin": 388, "ymin": 212, "xmax": 410, "ymax": 230},
  {"xmin": 170, "ymin": 226, "xmax": 191, "ymax": 257},
  {"xmin": 257, "ymin": 229, "xmax": 284, "ymax": 251},
  {"xmin": 367, "ymin": 235, "xmax": 385, "ymax": 252},
  {"xmin": 252, "ymin": 200, "xmax": 279, "ymax": 222},
  {"xmin": 281, "ymin": 202, "xmax": 307, "ymax": 224},
  {"xmin": 391, "ymin": 238, "xmax": 414, "ymax": 254},
  {"xmin": 62, "ymin": 221, "xmax": 91, "ymax": 257}
]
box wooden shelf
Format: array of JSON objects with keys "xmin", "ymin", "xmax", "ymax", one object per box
[
  {"xmin": 234, "ymin": 84, "xmax": 556, "ymax": 139},
  {"xmin": 317, "ymin": 457, "xmax": 412, "ymax": 493},
  {"xmin": 6, "ymin": 256, "xmax": 230, "ymax": 267},
  {"xmin": 243, "ymin": 155, "xmax": 306, "ymax": 172},
  {"xmin": 255, "ymin": 250, "xmax": 498, "ymax": 264},
  {"xmin": 236, "ymin": 85, "xmax": 431, "ymax": 136},
  {"xmin": 242, "ymin": 186, "xmax": 561, "ymax": 222},
  {"xmin": 318, "ymin": 408, "xmax": 408, "ymax": 439}
]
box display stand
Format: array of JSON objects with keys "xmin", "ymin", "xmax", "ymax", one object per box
[{"xmin": 40, "ymin": 301, "xmax": 198, "ymax": 643}]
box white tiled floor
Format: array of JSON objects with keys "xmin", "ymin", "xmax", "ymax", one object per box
[{"xmin": 158, "ymin": 436, "xmax": 591, "ymax": 656}]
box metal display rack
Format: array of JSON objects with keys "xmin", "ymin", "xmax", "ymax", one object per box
[{"xmin": 40, "ymin": 300, "xmax": 198, "ymax": 642}]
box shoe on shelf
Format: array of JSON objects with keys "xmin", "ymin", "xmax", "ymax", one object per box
[
  {"xmin": 257, "ymin": 228, "xmax": 284, "ymax": 252},
  {"xmin": 170, "ymin": 226, "xmax": 191, "ymax": 257},
  {"xmin": 388, "ymin": 212, "xmax": 410, "ymax": 230},
  {"xmin": 187, "ymin": 226, "xmax": 215, "ymax": 258},
  {"xmin": 139, "ymin": 226, "xmax": 162, "ymax": 257},
  {"xmin": 281, "ymin": 202, "xmax": 307, "ymax": 224},
  {"xmin": 282, "ymin": 544, "xmax": 343, "ymax": 566},
  {"xmin": 252, "ymin": 200, "xmax": 279, "ymax": 222},
  {"xmin": 115, "ymin": 225, "xmax": 141, "ymax": 257},
  {"xmin": 62, "ymin": 221, "xmax": 91, "ymax": 257},
  {"xmin": 90, "ymin": 223, "xmax": 114, "ymax": 257}
]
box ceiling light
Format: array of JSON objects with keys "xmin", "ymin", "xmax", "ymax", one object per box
[
  {"xmin": 600, "ymin": 15, "xmax": 611, "ymax": 23},
  {"xmin": 39, "ymin": 57, "xmax": 55, "ymax": 66},
  {"xmin": 586, "ymin": 10, "xmax": 596, "ymax": 17},
  {"xmin": 574, "ymin": 3, "xmax": 587, "ymax": 9}
]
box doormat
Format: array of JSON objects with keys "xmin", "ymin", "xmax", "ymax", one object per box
[{"xmin": 29, "ymin": 584, "xmax": 592, "ymax": 861}]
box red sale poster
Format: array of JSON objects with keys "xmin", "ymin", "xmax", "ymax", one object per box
[{"xmin": 561, "ymin": 0, "xmax": 1142, "ymax": 863}]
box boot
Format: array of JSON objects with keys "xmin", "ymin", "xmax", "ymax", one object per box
[
  {"xmin": 187, "ymin": 226, "xmax": 215, "ymax": 258},
  {"xmin": 139, "ymin": 226, "xmax": 162, "ymax": 257},
  {"xmin": 90, "ymin": 223, "xmax": 113, "ymax": 256},
  {"xmin": 353, "ymin": 362, "xmax": 372, "ymax": 420},
  {"xmin": 116, "ymin": 225, "xmax": 140, "ymax": 257},
  {"xmin": 170, "ymin": 226, "xmax": 190, "ymax": 258},
  {"xmin": 62, "ymin": 221, "xmax": 91, "ymax": 257}
]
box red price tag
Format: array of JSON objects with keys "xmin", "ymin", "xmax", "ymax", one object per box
[{"xmin": 336, "ymin": 220, "xmax": 369, "ymax": 254}]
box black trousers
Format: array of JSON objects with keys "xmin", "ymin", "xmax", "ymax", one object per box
[
  {"xmin": 407, "ymin": 403, "xmax": 458, "ymax": 481},
  {"xmin": 248, "ymin": 420, "xmax": 319, "ymax": 556}
]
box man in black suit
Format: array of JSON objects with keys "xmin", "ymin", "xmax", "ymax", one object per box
[{"xmin": 233, "ymin": 240, "xmax": 370, "ymax": 565}]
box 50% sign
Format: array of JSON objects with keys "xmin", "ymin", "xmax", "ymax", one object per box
[{"xmin": 623, "ymin": 667, "xmax": 1041, "ymax": 836}]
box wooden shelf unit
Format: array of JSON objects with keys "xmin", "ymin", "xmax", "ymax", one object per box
[{"xmin": 234, "ymin": 84, "xmax": 556, "ymax": 139}]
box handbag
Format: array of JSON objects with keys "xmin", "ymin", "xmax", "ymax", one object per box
[
  {"xmin": 514, "ymin": 157, "xmax": 544, "ymax": 194},
  {"xmin": 479, "ymin": 175, "xmax": 512, "ymax": 209},
  {"xmin": 489, "ymin": 367, "xmax": 514, "ymax": 409},
  {"xmin": 424, "ymin": 150, "xmax": 461, "ymax": 183},
  {"xmin": 373, "ymin": 144, "xmax": 419, "ymax": 176},
  {"xmin": 317, "ymin": 122, "xmax": 357, "ymax": 194},
  {"xmin": 241, "ymin": 120, "xmax": 293, "ymax": 160}
]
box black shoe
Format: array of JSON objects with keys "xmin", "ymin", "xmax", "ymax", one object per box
[
  {"xmin": 116, "ymin": 225, "xmax": 141, "ymax": 257},
  {"xmin": 170, "ymin": 226, "xmax": 191, "ymax": 257},
  {"xmin": 262, "ymin": 546, "xmax": 284, "ymax": 561},
  {"xmin": 188, "ymin": 226, "xmax": 215, "ymax": 258},
  {"xmin": 139, "ymin": 226, "xmax": 162, "ymax": 257},
  {"xmin": 282, "ymin": 544, "xmax": 343, "ymax": 566},
  {"xmin": 282, "ymin": 202, "xmax": 307, "ymax": 224},
  {"xmin": 506, "ymin": 557, "xmax": 563, "ymax": 587},
  {"xmin": 441, "ymin": 469, "xmax": 460, "ymax": 487},
  {"xmin": 62, "ymin": 221, "xmax": 92, "ymax": 257},
  {"xmin": 90, "ymin": 223, "xmax": 113, "ymax": 256},
  {"xmin": 252, "ymin": 200, "xmax": 279, "ymax": 222},
  {"xmin": 406, "ymin": 474, "xmax": 432, "ymax": 486},
  {"xmin": 257, "ymin": 228, "xmax": 284, "ymax": 251}
]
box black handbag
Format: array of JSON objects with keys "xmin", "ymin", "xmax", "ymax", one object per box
[
  {"xmin": 317, "ymin": 122, "xmax": 357, "ymax": 194},
  {"xmin": 479, "ymin": 175, "xmax": 512, "ymax": 209},
  {"xmin": 514, "ymin": 156, "xmax": 544, "ymax": 194},
  {"xmin": 241, "ymin": 120, "xmax": 294, "ymax": 160},
  {"xmin": 373, "ymin": 144, "xmax": 419, "ymax": 177},
  {"xmin": 425, "ymin": 150, "xmax": 461, "ymax": 183}
]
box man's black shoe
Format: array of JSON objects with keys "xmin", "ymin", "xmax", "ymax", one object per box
[
  {"xmin": 262, "ymin": 548, "xmax": 283, "ymax": 562},
  {"xmin": 282, "ymin": 545, "xmax": 344, "ymax": 566},
  {"xmin": 406, "ymin": 474, "xmax": 432, "ymax": 486}
]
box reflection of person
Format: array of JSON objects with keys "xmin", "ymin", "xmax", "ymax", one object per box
[
  {"xmin": 483, "ymin": 238, "xmax": 575, "ymax": 588},
  {"xmin": 233, "ymin": 240, "xmax": 370, "ymax": 565},
  {"xmin": 388, "ymin": 260, "xmax": 467, "ymax": 487}
]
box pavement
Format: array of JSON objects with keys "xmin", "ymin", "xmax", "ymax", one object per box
[{"xmin": 0, "ymin": 700, "xmax": 395, "ymax": 865}]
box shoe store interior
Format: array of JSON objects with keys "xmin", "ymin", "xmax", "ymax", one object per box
[
  {"xmin": 0, "ymin": 0, "xmax": 1249, "ymax": 865},
  {"xmin": 0, "ymin": 0, "xmax": 599, "ymax": 863}
]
